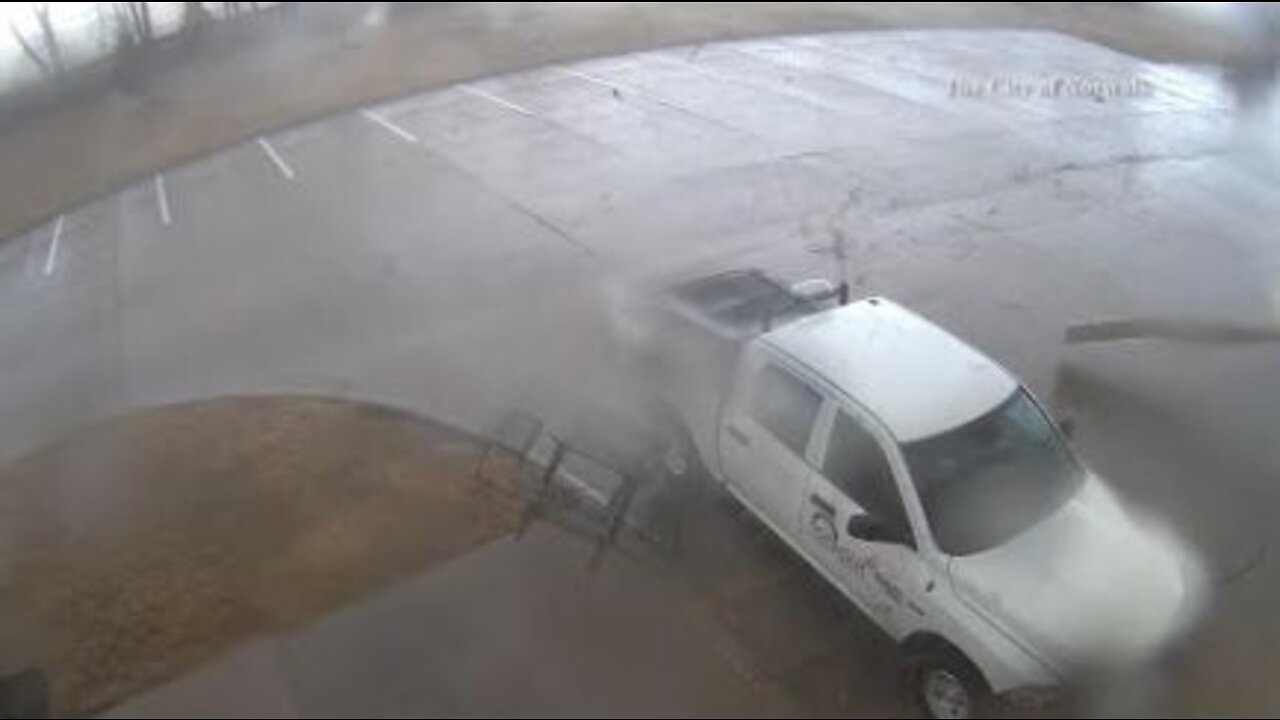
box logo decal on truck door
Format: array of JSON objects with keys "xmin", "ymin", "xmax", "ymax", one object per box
[{"xmin": 837, "ymin": 544, "xmax": 873, "ymax": 579}]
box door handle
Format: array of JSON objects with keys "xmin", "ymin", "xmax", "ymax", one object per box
[{"xmin": 727, "ymin": 424, "xmax": 750, "ymax": 446}]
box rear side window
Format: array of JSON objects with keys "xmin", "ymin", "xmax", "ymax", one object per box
[
  {"xmin": 823, "ymin": 411, "xmax": 910, "ymax": 533},
  {"xmin": 749, "ymin": 364, "xmax": 822, "ymax": 457}
]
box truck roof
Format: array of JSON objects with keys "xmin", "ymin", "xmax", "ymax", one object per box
[{"xmin": 762, "ymin": 298, "xmax": 1018, "ymax": 442}]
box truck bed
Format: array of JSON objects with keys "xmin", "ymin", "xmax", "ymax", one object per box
[
  {"xmin": 644, "ymin": 270, "xmax": 828, "ymax": 478},
  {"xmin": 665, "ymin": 269, "xmax": 825, "ymax": 340}
]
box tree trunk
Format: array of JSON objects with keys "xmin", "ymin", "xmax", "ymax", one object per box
[{"xmin": 32, "ymin": 5, "xmax": 64, "ymax": 76}]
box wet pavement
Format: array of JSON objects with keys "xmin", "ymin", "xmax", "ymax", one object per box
[
  {"xmin": 105, "ymin": 525, "xmax": 802, "ymax": 719},
  {"xmin": 0, "ymin": 28, "xmax": 1278, "ymax": 716}
]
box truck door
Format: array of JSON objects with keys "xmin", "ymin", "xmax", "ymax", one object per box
[
  {"xmin": 721, "ymin": 357, "xmax": 822, "ymax": 533},
  {"xmin": 799, "ymin": 405, "xmax": 925, "ymax": 637}
]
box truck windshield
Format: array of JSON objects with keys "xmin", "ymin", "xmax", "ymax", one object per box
[{"xmin": 902, "ymin": 389, "xmax": 1084, "ymax": 556}]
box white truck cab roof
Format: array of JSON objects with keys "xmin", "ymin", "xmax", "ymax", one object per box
[{"xmin": 762, "ymin": 297, "xmax": 1018, "ymax": 442}]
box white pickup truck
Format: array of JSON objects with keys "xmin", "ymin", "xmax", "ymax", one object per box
[{"xmin": 623, "ymin": 270, "xmax": 1206, "ymax": 718}]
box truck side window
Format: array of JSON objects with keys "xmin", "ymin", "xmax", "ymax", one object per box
[
  {"xmin": 749, "ymin": 364, "xmax": 822, "ymax": 457},
  {"xmin": 824, "ymin": 411, "xmax": 910, "ymax": 536}
]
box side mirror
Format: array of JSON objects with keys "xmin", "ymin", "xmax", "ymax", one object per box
[
  {"xmin": 789, "ymin": 278, "xmax": 850, "ymax": 305},
  {"xmin": 846, "ymin": 513, "xmax": 906, "ymax": 545},
  {"xmin": 789, "ymin": 278, "xmax": 835, "ymax": 302},
  {"xmin": 1058, "ymin": 416, "xmax": 1077, "ymax": 440}
]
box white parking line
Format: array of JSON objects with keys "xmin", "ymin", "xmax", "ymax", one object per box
[
  {"xmin": 256, "ymin": 137, "xmax": 296, "ymax": 180},
  {"xmin": 557, "ymin": 67, "xmax": 617, "ymax": 91},
  {"xmin": 155, "ymin": 174, "xmax": 172, "ymax": 226},
  {"xmin": 557, "ymin": 67, "xmax": 661, "ymax": 104},
  {"xmin": 361, "ymin": 109, "xmax": 419, "ymax": 144},
  {"xmin": 459, "ymin": 85, "xmax": 535, "ymax": 117},
  {"xmin": 43, "ymin": 214, "xmax": 64, "ymax": 277}
]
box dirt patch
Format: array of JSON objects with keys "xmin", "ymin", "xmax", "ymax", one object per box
[{"xmin": 0, "ymin": 396, "xmax": 520, "ymax": 716}]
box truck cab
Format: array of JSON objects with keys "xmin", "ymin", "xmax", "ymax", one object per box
[{"xmin": 634, "ymin": 273, "xmax": 1206, "ymax": 718}]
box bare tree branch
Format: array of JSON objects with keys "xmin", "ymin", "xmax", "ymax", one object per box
[
  {"xmin": 180, "ymin": 2, "xmax": 212, "ymax": 33},
  {"xmin": 108, "ymin": 4, "xmax": 133, "ymax": 50},
  {"xmin": 138, "ymin": 2, "xmax": 153, "ymax": 41},
  {"xmin": 126, "ymin": 3, "xmax": 143, "ymax": 38},
  {"xmin": 32, "ymin": 3, "xmax": 64, "ymax": 75},
  {"xmin": 8, "ymin": 23, "xmax": 52, "ymax": 78}
]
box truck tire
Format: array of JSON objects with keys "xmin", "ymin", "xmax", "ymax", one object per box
[
  {"xmin": 906, "ymin": 646, "xmax": 990, "ymax": 720},
  {"xmin": 653, "ymin": 410, "xmax": 708, "ymax": 494}
]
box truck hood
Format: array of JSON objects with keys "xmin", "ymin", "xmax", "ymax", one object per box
[{"xmin": 948, "ymin": 476, "xmax": 1203, "ymax": 674}]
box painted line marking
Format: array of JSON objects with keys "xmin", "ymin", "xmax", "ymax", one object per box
[
  {"xmin": 361, "ymin": 109, "xmax": 419, "ymax": 144},
  {"xmin": 43, "ymin": 214, "xmax": 64, "ymax": 276},
  {"xmin": 557, "ymin": 67, "xmax": 624, "ymax": 92},
  {"xmin": 557, "ymin": 67, "xmax": 669, "ymax": 108},
  {"xmin": 155, "ymin": 174, "xmax": 171, "ymax": 226},
  {"xmin": 459, "ymin": 85, "xmax": 535, "ymax": 117},
  {"xmin": 256, "ymin": 137, "xmax": 296, "ymax": 180}
]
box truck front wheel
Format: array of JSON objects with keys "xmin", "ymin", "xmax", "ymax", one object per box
[{"xmin": 907, "ymin": 646, "xmax": 990, "ymax": 719}]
